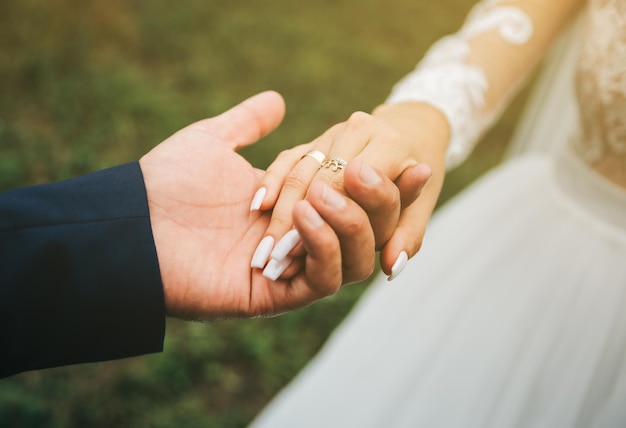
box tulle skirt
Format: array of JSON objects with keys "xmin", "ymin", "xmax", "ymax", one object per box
[{"xmin": 251, "ymin": 149, "xmax": 626, "ymax": 428}]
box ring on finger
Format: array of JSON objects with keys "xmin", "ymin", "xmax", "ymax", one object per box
[
  {"xmin": 321, "ymin": 156, "xmax": 347, "ymax": 172},
  {"xmin": 301, "ymin": 150, "xmax": 327, "ymax": 167}
]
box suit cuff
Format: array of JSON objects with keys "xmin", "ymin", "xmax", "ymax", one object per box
[{"xmin": 0, "ymin": 162, "xmax": 165, "ymax": 377}]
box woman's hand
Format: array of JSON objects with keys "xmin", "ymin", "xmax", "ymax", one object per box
[
  {"xmin": 250, "ymin": 101, "xmax": 450, "ymax": 280},
  {"xmin": 141, "ymin": 91, "xmax": 391, "ymax": 320}
]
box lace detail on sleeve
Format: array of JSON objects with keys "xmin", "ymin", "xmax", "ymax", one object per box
[
  {"xmin": 387, "ymin": 1, "xmax": 535, "ymax": 169},
  {"xmin": 574, "ymin": 0, "xmax": 626, "ymax": 172}
]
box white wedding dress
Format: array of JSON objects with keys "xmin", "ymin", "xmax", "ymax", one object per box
[{"xmin": 251, "ymin": 0, "xmax": 626, "ymax": 426}]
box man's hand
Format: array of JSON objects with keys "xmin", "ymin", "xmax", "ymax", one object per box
[{"xmin": 139, "ymin": 91, "xmax": 380, "ymax": 320}]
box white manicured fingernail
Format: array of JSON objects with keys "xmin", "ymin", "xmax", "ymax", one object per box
[
  {"xmin": 388, "ymin": 251, "xmax": 408, "ymax": 281},
  {"xmin": 263, "ymin": 257, "xmax": 293, "ymax": 281},
  {"xmin": 271, "ymin": 229, "xmax": 301, "ymax": 261},
  {"xmin": 250, "ymin": 187, "xmax": 267, "ymax": 211},
  {"xmin": 251, "ymin": 236, "xmax": 274, "ymax": 268}
]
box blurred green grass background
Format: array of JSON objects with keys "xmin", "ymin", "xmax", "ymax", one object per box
[{"xmin": 0, "ymin": 0, "xmax": 530, "ymax": 426}]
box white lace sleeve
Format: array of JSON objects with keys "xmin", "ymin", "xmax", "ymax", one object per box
[{"xmin": 387, "ymin": 0, "xmax": 583, "ymax": 169}]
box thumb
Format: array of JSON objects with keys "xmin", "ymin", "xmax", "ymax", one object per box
[{"xmin": 195, "ymin": 90, "xmax": 286, "ymax": 150}]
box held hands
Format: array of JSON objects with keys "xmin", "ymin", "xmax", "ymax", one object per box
[
  {"xmin": 139, "ymin": 91, "xmax": 404, "ymax": 320},
  {"xmin": 250, "ymin": 101, "xmax": 450, "ymax": 280}
]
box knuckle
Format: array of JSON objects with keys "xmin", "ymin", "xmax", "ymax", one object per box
[
  {"xmin": 282, "ymin": 168, "xmax": 312, "ymax": 193},
  {"xmin": 268, "ymin": 214, "xmax": 294, "ymax": 232},
  {"xmin": 342, "ymin": 216, "xmax": 369, "ymax": 236},
  {"xmin": 348, "ymin": 111, "xmax": 372, "ymax": 124},
  {"xmin": 310, "ymin": 173, "xmax": 346, "ymax": 195},
  {"xmin": 360, "ymin": 185, "xmax": 399, "ymax": 215},
  {"xmin": 345, "ymin": 111, "xmax": 374, "ymax": 131},
  {"xmin": 328, "ymin": 176, "xmax": 347, "ymax": 193},
  {"xmin": 347, "ymin": 111, "xmax": 399, "ymax": 137},
  {"xmin": 387, "ymin": 189, "xmax": 402, "ymax": 210},
  {"xmin": 375, "ymin": 185, "xmax": 401, "ymax": 209}
]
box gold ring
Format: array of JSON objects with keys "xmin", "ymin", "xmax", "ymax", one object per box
[
  {"xmin": 301, "ymin": 150, "xmax": 327, "ymax": 166},
  {"xmin": 321, "ymin": 157, "xmax": 347, "ymax": 172}
]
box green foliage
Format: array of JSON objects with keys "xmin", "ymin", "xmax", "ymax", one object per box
[{"xmin": 0, "ymin": 0, "xmax": 528, "ymax": 425}]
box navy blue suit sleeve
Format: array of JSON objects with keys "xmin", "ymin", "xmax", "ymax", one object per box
[{"xmin": 0, "ymin": 162, "xmax": 165, "ymax": 378}]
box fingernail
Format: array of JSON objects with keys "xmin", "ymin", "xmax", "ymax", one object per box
[
  {"xmin": 271, "ymin": 229, "xmax": 301, "ymax": 261},
  {"xmin": 263, "ymin": 257, "xmax": 293, "ymax": 281},
  {"xmin": 360, "ymin": 162, "xmax": 381, "ymax": 186},
  {"xmin": 322, "ymin": 184, "xmax": 346, "ymax": 209},
  {"xmin": 303, "ymin": 203, "xmax": 324, "ymax": 228},
  {"xmin": 250, "ymin": 187, "xmax": 267, "ymax": 211},
  {"xmin": 251, "ymin": 236, "xmax": 274, "ymax": 268},
  {"xmin": 388, "ymin": 251, "xmax": 408, "ymax": 281}
]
